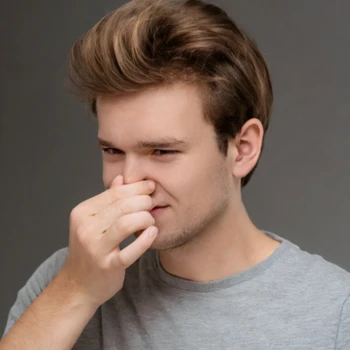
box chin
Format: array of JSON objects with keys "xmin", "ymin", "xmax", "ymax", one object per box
[{"xmin": 149, "ymin": 232, "xmax": 190, "ymax": 252}]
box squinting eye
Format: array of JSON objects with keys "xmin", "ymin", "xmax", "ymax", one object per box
[
  {"xmin": 102, "ymin": 148, "xmax": 122, "ymax": 155},
  {"xmin": 153, "ymin": 150, "xmax": 178, "ymax": 156},
  {"xmin": 101, "ymin": 148, "xmax": 178, "ymax": 156}
]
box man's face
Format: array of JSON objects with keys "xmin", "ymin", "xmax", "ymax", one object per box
[{"xmin": 96, "ymin": 83, "xmax": 237, "ymax": 251}]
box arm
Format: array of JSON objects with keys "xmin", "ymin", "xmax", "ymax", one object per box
[
  {"xmin": 0, "ymin": 271, "xmax": 98, "ymax": 350},
  {"xmin": 1, "ymin": 175, "xmax": 157, "ymax": 349},
  {"xmin": 2, "ymin": 248, "xmax": 68, "ymax": 339}
]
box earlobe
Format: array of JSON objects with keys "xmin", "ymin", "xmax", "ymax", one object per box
[{"xmin": 231, "ymin": 118, "xmax": 264, "ymax": 179}]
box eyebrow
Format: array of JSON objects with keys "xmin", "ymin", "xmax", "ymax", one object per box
[{"xmin": 97, "ymin": 137, "xmax": 191, "ymax": 149}]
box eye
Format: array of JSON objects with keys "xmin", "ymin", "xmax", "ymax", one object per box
[
  {"xmin": 153, "ymin": 150, "xmax": 178, "ymax": 156},
  {"xmin": 101, "ymin": 148, "xmax": 122, "ymax": 155},
  {"xmin": 101, "ymin": 148, "xmax": 178, "ymax": 156}
]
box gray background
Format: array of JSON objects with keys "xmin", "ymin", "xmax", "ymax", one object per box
[{"xmin": 1, "ymin": 0, "xmax": 349, "ymax": 331}]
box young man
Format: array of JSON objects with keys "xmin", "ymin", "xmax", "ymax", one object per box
[{"xmin": 1, "ymin": 0, "xmax": 350, "ymax": 349}]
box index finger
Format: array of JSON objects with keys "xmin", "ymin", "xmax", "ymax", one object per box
[
  {"xmin": 110, "ymin": 177, "xmax": 155, "ymax": 202},
  {"xmin": 79, "ymin": 175, "xmax": 155, "ymax": 216}
]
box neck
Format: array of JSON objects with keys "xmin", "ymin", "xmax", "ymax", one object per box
[{"xmin": 158, "ymin": 202, "xmax": 281, "ymax": 282}]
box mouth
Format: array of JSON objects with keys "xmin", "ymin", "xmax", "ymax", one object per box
[{"xmin": 150, "ymin": 206, "xmax": 169, "ymax": 216}]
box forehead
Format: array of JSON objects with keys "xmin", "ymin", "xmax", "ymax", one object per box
[{"xmin": 96, "ymin": 83, "xmax": 212, "ymax": 146}]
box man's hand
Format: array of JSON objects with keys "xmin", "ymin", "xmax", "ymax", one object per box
[
  {"xmin": 60, "ymin": 174, "xmax": 158, "ymax": 307},
  {"xmin": 0, "ymin": 174, "xmax": 158, "ymax": 350}
]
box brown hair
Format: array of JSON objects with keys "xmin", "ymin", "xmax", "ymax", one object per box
[{"xmin": 67, "ymin": 0, "xmax": 273, "ymax": 187}]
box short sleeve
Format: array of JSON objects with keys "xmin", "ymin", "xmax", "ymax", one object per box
[
  {"xmin": 335, "ymin": 292, "xmax": 350, "ymax": 349},
  {"xmin": 1, "ymin": 247, "xmax": 68, "ymax": 339}
]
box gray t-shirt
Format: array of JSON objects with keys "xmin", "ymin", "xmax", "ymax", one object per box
[{"xmin": 2, "ymin": 231, "xmax": 350, "ymax": 349}]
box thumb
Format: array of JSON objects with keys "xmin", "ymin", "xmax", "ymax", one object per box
[{"xmin": 111, "ymin": 174, "xmax": 124, "ymax": 188}]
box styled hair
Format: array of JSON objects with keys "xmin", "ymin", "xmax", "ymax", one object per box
[{"xmin": 67, "ymin": 0, "xmax": 273, "ymax": 187}]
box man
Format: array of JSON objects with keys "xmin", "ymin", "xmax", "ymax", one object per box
[{"xmin": 1, "ymin": 0, "xmax": 350, "ymax": 349}]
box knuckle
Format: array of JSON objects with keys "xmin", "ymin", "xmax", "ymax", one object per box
[
  {"xmin": 76, "ymin": 224, "xmax": 89, "ymax": 239},
  {"xmin": 116, "ymin": 216, "xmax": 129, "ymax": 233},
  {"xmin": 70, "ymin": 206, "xmax": 86, "ymax": 231},
  {"xmin": 99, "ymin": 259, "xmax": 111, "ymax": 272},
  {"xmin": 117, "ymin": 254, "xmax": 128, "ymax": 269},
  {"xmin": 117, "ymin": 198, "xmax": 129, "ymax": 215},
  {"xmin": 70, "ymin": 205, "xmax": 82, "ymax": 222}
]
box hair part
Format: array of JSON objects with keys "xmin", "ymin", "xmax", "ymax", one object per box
[{"xmin": 67, "ymin": 0, "xmax": 273, "ymax": 187}]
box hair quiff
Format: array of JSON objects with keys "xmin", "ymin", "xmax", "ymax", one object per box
[{"xmin": 67, "ymin": 0, "xmax": 273, "ymax": 187}]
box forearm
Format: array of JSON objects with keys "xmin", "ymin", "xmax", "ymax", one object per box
[{"xmin": 0, "ymin": 272, "xmax": 98, "ymax": 350}]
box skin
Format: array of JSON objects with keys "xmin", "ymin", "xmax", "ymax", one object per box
[
  {"xmin": 1, "ymin": 81, "xmax": 281, "ymax": 350},
  {"xmin": 0, "ymin": 173, "xmax": 159, "ymax": 349},
  {"xmin": 96, "ymin": 82, "xmax": 280, "ymax": 282}
]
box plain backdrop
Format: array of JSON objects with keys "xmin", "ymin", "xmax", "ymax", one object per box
[{"xmin": 1, "ymin": 0, "xmax": 350, "ymax": 331}]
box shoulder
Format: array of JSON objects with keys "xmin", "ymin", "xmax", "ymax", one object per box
[
  {"xmin": 24, "ymin": 246, "xmax": 69, "ymax": 294},
  {"xmin": 277, "ymin": 236, "xmax": 350, "ymax": 330},
  {"xmin": 16, "ymin": 246, "xmax": 69, "ymax": 301},
  {"xmin": 2, "ymin": 247, "xmax": 68, "ymax": 338},
  {"xmin": 287, "ymin": 242, "xmax": 350, "ymax": 293},
  {"xmin": 269, "ymin": 232, "xmax": 350, "ymax": 295},
  {"xmin": 266, "ymin": 232, "xmax": 350, "ymax": 318}
]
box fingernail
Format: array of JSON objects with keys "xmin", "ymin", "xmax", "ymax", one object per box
[
  {"xmin": 148, "ymin": 181, "xmax": 155, "ymax": 190},
  {"xmin": 148, "ymin": 227, "xmax": 157, "ymax": 237}
]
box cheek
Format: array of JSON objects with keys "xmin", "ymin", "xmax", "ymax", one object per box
[
  {"xmin": 169, "ymin": 159, "xmax": 210, "ymax": 203},
  {"xmin": 150, "ymin": 163, "xmax": 196, "ymax": 204},
  {"xmin": 102, "ymin": 164, "xmax": 121, "ymax": 189},
  {"xmin": 189, "ymin": 157, "xmax": 229, "ymax": 199}
]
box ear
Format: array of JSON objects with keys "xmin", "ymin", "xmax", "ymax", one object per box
[{"xmin": 229, "ymin": 118, "xmax": 264, "ymax": 180}]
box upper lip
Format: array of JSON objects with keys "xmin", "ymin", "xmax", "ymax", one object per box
[{"xmin": 152, "ymin": 204, "xmax": 168, "ymax": 209}]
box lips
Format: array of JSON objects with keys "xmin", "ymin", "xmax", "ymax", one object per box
[
  {"xmin": 152, "ymin": 201, "xmax": 168, "ymax": 208},
  {"xmin": 150, "ymin": 205, "xmax": 169, "ymax": 215}
]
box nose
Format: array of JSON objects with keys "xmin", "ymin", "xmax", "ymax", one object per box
[{"xmin": 122, "ymin": 154, "xmax": 149, "ymax": 185}]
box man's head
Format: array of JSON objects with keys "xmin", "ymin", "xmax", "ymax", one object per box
[
  {"xmin": 67, "ymin": 0, "xmax": 273, "ymax": 250},
  {"xmin": 68, "ymin": 0, "xmax": 273, "ymax": 188}
]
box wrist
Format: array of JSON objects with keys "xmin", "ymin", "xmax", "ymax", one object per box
[{"xmin": 51, "ymin": 270, "xmax": 100, "ymax": 314}]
